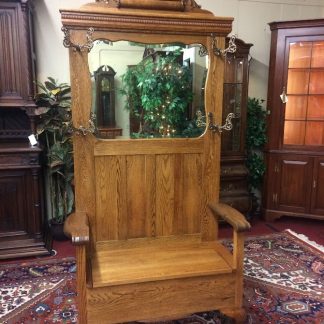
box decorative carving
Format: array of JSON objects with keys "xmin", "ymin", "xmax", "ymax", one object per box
[
  {"xmin": 95, "ymin": 0, "xmax": 200, "ymax": 12},
  {"xmin": 62, "ymin": 27, "xmax": 94, "ymax": 52},
  {"xmin": 95, "ymin": 0, "xmax": 120, "ymax": 7},
  {"xmin": 182, "ymin": 0, "xmax": 201, "ymax": 11}
]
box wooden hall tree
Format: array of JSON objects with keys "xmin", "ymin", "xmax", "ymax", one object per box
[
  {"xmin": 264, "ymin": 19, "xmax": 324, "ymax": 222},
  {"xmin": 62, "ymin": 1, "xmax": 250, "ymax": 323}
]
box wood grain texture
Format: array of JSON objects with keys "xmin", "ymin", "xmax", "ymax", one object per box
[
  {"xmin": 87, "ymin": 275, "xmax": 235, "ymax": 324},
  {"xmin": 91, "ymin": 239, "xmax": 232, "ymax": 287},
  {"xmin": 208, "ymin": 202, "xmax": 251, "ymax": 232},
  {"xmin": 60, "ymin": 1, "xmax": 250, "ymax": 323}
]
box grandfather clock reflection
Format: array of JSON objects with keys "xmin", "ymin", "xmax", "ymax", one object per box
[{"xmin": 94, "ymin": 65, "xmax": 122, "ymax": 138}]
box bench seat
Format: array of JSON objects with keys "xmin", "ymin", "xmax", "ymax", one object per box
[{"xmin": 91, "ymin": 235, "xmax": 233, "ymax": 288}]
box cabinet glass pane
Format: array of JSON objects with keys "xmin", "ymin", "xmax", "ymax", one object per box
[
  {"xmin": 287, "ymin": 70, "xmax": 309, "ymax": 94},
  {"xmin": 222, "ymin": 84, "xmax": 242, "ymax": 151},
  {"xmin": 285, "ymin": 96, "xmax": 307, "ymax": 120},
  {"xmin": 309, "ymin": 71, "xmax": 324, "ymax": 94},
  {"xmin": 289, "ymin": 42, "xmax": 312, "ymax": 68},
  {"xmin": 284, "ymin": 121, "xmax": 305, "ymax": 145},
  {"xmin": 235, "ymin": 59, "xmax": 244, "ymax": 83},
  {"xmin": 311, "ymin": 41, "xmax": 324, "ymax": 68},
  {"xmin": 307, "ymin": 96, "xmax": 324, "ymax": 120},
  {"xmin": 224, "ymin": 57, "xmax": 243, "ymax": 83},
  {"xmin": 305, "ymin": 122, "xmax": 324, "ymax": 145},
  {"xmin": 224, "ymin": 57, "xmax": 236, "ymax": 83}
]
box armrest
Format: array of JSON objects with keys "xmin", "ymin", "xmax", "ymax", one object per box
[
  {"xmin": 64, "ymin": 211, "xmax": 90, "ymax": 245},
  {"xmin": 208, "ymin": 202, "xmax": 251, "ymax": 232}
]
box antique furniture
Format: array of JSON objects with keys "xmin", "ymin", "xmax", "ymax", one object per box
[
  {"xmin": 264, "ymin": 19, "xmax": 324, "ymax": 222},
  {"xmin": 0, "ymin": 0, "xmax": 50, "ymax": 258},
  {"xmin": 220, "ymin": 38, "xmax": 253, "ymax": 216},
  {"xmin": 62, "ymin": 1, "xmax": 250, "ymax": 323},
  {"xmin": 94, "ymin": 65, "xmax": 123, "ymax": 138}
]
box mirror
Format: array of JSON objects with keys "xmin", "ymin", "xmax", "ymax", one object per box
[{"xmin": 89, "ymin": 40, "xmax": 208, "ymax": 139}]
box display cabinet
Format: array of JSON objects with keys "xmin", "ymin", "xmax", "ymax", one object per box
[
  {"xmin": 264, "ymin": 19, "xmax": 324, "ymax": 222},
  {"xmin": 0, "ymin": 0, "xmax": 50, "ymax": 258},
  {"xmin": 220, "ymin": 38, "xmax": 253, "ymax": 216}
]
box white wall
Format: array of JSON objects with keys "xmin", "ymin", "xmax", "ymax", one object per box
[{"xmin": 33, "ymin": 0, "xmax": 324, "ymax": 102}]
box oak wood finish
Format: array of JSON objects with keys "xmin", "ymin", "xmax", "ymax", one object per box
[
  {"xmin": 62, "ymin": 1, "xmax": 249, "ymax": 322},
  {"xmin": 264, "ymin": 19, "xmax": 324, "ymax": 222}
]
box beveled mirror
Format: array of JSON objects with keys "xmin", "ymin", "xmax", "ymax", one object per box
[{"xmin": 89, "ymin": 40, "xmax": 208, "ymax": 139}]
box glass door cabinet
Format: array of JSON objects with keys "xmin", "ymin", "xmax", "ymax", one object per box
[
  {"xmin": 264, "ymin": 19, "xmax": 324, "ymax": 221},
  {"xmin": 220, "ymin": 38, "xmax": 253, "ymax": 216}
]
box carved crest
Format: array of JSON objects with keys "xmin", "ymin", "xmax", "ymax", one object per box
[{"xmin": 95, "ymin": 0, "xmax": 201, "ymax": 11}]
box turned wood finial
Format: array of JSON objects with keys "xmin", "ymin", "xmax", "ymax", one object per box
[{"xmin": 95, "ymin": 0, "xmax": 201, "ymax": 11}]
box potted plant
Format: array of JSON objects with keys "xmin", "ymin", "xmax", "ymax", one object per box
[
  {"xmin": 246, "ymin": 97, "xmax": 267, "ymax": 218},
  {"xmin": 35, "ymin": 78, "xmax": 74, "ymax": 240},
  {"xmin": 120, "ymin": 49, "xmax": 194, "ymax": 137}
]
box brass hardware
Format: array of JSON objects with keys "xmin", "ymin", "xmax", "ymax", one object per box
[
  {"xmin": 196, "ymin": 111, "xmax": 235, "ymax": 133},
  {"xmin": 199, "ymin": 34, "xmax": 237, "ymax": 57},
  {"xmin": 280, "ymin": 86, "xmax": 288, "ymax": 104},
  {"xmin": 198, "ymin": 45, "xmax": 208, "ymax": 57},
  {"xmin": 313, "ymin": 180, "xmax": 317, "ymax": 189},
  {"xmin": 62, "ymin": 27, "xmax": 95, "ymax": 52},
  {"xmin": 208, "ymin": 112, "xmax": 235, "ymax": 133},
  {"xmin": 213, "ymin": 34, "xmax": 237, "ymax": 57},
  {"xmin": 69, "ymin": 113, "xmax": 97, "ymax": 136}
]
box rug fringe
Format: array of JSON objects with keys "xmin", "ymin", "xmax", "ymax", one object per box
[{"xmin": 285, "ymin": 229, "xmax": 324, "ymax": 253}]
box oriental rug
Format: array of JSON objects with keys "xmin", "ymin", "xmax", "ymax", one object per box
[{"xmin": 0, "ymin": 230, "xmax": 323, "ymax": 324}]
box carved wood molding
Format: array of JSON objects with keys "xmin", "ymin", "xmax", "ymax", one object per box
[
  {"xmin": 95, "ymin": 0, "xmax": 201, "ymax": 11},
  {"xmin": 61, "ymin": 12, "xmax": 232, "ymax": 36}
]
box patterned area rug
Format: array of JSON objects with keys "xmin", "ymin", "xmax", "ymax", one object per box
[{"xmin": 0, "ymin": 230, "xmax": 323, "ymax": 324}]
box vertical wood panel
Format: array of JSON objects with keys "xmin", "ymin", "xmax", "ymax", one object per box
[
  {"xmin": 173, "ymin": 154, "xmax": 184, "ymax": 235},
  {"xmin": 183, "ymin": 154, "xmax": 203, "ymax": 234},
  {"xmin": 126, "ymin": 156, "xmax": 147, "ymax": 238},
  {"xmin": 95, "ymin": 156, "xmax": 127, "ymax": 241},
  {"xmin": 145, "ymin": 155, "xmax": 156, "ymax": 237},
  {"xmin": 156, "ymin": 154, "xmax": 175, "ymax": 236}
]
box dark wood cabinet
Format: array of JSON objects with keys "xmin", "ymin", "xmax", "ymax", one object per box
[
  {"xmin": 0, "ymin": 0, "xmax": 50, "ymax": 259},
  {"xmin": 220, "ymin": 38, "xmax": 253, "ymax": 215},
  {"xmin": 264, "ymin": 19, "xmax": 324, "ymax": 222}
]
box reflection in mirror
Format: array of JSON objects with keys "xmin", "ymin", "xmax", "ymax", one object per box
[{"xmin": 89, "ymin": 41, "xmax": 208, "ymax": 139}]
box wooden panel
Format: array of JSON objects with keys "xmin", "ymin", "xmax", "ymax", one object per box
[
  {"xmin": 126, "ymin": 155, "xmax": 149, "ymax": 238},
  {"xmin": 182, "ymin": 154, "xmax": 203, "ymax": 234},
  {"xmin": 156, "ymin": 154, "xmax": 175, "ymax": 236},
  {"xmin": 311, "ymin": 159, "xmax": 324, "ymax": 214},
  {"xmin": 87, "ymin": 275, "xmax": 235, "ymax": 324},
  {"xmin": 277, "ymin": 156, "xmax": 312, "ymax": 212},
  {"xmin": 95, "ymin": 156, "xmax": 127, "ymax": 241},
  {"xmin": 94, "ymin": 138, "xmax": 204, "ymax": 156}
]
